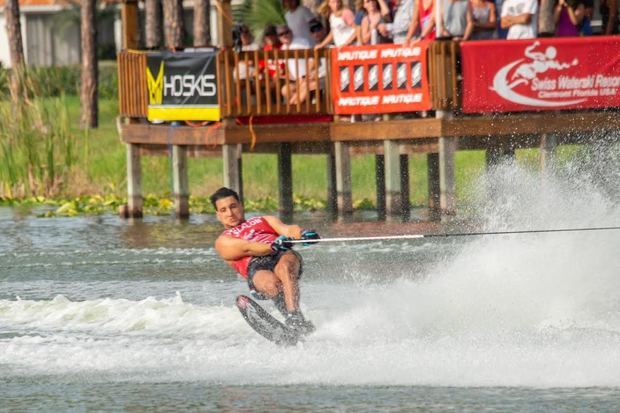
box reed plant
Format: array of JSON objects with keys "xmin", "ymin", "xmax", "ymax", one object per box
[{"xmin": 0, "ymin": 71, "xmax": 78, "ymax": 198}]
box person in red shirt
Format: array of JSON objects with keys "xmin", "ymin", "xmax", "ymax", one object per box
[{"xmin": 210, "ymin": 187, "xmax": 319, "ymax": 334}]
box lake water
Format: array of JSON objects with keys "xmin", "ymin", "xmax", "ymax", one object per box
[{"xmin": 1, "ymin": 161, "xmax": 619, "ymax": 411}]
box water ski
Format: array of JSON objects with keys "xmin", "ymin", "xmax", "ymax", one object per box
[{"xmin": 235, "ymin": 295, "xmax": 301, "ymax": 346}]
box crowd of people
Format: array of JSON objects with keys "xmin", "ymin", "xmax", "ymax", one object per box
[
  {"xmin": 234, "ymin": 0, "xmax": 617, "ymax": 50},
  {"xmin": 231, "ymin": 0, "xmax": 617, "ymax": 104}
]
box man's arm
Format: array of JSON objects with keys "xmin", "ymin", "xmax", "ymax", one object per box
[
  {"xmin": 501, "ymin": 13, "xmax": 533, "ymax": 28},
  {"xmin": 214, "ymin": 235, "xmax": 273, "ymax": 261},
  {"xmin": 263, "ymin": 215, "xmax": 304, "ymax": 239}
]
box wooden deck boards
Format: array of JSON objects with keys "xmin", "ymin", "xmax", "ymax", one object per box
[{"xmin": 119, "ymin": 110, "xmax": 619, "ymax": 152}]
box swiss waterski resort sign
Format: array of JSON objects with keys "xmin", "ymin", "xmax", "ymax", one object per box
[
  {"xmin": 146, "ymin": 51, "xmax": 220, "ymax": 122},
  {"xmin": 330, "ymin": 43, "xmax": 432, "ymax": 114},
  {"xmin": 461, "ymin": 37, "xmax": 620, "ymax": 113}
]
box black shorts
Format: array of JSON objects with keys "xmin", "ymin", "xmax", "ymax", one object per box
[{"xmin": 246, "ymin": 250, "xmax": 303, "ymax": 294}]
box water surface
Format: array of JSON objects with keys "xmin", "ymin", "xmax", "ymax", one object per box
[{"xmin": 1, "ymin": 162, "xmax": 619, "ymax": 411}]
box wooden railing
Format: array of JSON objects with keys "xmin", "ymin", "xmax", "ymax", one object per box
[
  {"xmin": 218, "ymin": 48, "xmax": 333, "ymax": 117},
  {"xmin": 117, "ymin": 45, "xmax": 457, "ymax": 119},
  {"xmin": 428, "ymin": 40, "xmax": 459, "ymax": 111},
  {"xmin": 117, "ymin": 50, "xmax": 148, "ymax": 118}
]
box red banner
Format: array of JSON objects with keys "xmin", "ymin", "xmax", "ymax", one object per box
[
  {"xmin": 330, "ymin": 43, "xmax": 432, "ymax": 114},
  {"xmin": 461, "ymin": 37, "xmax": 620, "ymax": 113}
]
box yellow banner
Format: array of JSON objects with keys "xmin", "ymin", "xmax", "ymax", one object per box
[{"xmin": 147, "ymin": 107, "xmax": 221, "ymax": 121}]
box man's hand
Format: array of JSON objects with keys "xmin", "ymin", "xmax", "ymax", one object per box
[
  {"xmin": 271, "ymin": 235, "xmax": 294, "ymax": 252},
  {"xmin": 301, "ymin": 229, "xmax": 320, "ymax": 246}
]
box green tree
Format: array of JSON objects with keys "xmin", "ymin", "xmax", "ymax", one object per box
[{"xmin": 234, "ymin": 0, "xmax": 285, "ymax": 36}]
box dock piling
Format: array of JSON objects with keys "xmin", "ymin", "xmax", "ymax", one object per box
[
  {"xmin": 125, "ymin": 143, "xmax": 143, "ymax": 218},
  {"xmin": 223, "ymin": 144, "xmax": 244, "ymax": 201},
  {"xmin": 278, "ymin": 143, "xmax": 293, "ymax": 220},
  {"xmin": 334, "ymin": 141, "xmax": 353, "ymax": 216},
  {"xmin": 172, "ymin": 145, "xmax": 189, "ymax": 219},
  {"xmin": 375, "ymin": 154, "xmax": 386, "ymax": 220},
  {"xmin": 384, "ymin": 140, "xmax": 402, "ymax": 219}
]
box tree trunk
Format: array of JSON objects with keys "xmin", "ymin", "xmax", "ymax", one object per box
[
  {"xmin": 163, "ymin": 0, "xmax": 185, "ymax": 50},
  {"xmin": 80, "ymin": 0, "xmax": 98, "ymax": 128},
  {"xmin": 5, "ymin": 0, "xmax": 25, "ymax": 99},
  {"xmin": 145, "ymin": 0, "xmax": 163, "ymax": 49},
  {"xmin": 538, "ymin": 0, "xmax": 556, "ymax": 36},
  {"xmin": 193, "ymin": 0, "xmax": 211, "ymax": 47}
]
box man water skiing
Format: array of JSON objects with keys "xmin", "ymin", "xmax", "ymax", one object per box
[{"xmin": 210, "ymin": 187, "xmax": 319, "ymax": 334}]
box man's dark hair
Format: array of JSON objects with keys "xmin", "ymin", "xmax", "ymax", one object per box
[{"xmin": 210, "ymin": 187, "xmax": 240, "ymax": 208}]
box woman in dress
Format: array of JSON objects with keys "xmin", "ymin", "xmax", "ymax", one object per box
[
  {"xmin": 360, "ymin": 0, "xmax": 392, "ymax": 44},
  {"xmin": 554, "ymin": 0, "xmax": 585, "ymax": 37},
  {"xmin": 315, "ymin": 0, "xmax": 358, "ymax": 47},
  {"xmin": 463, "ymin": 0, "xmax": 497, "ymax": 40}
]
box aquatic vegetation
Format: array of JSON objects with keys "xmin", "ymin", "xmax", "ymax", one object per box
[{"xmin": 0, "ymin": 193, "xmax": 335, "ymax": 217}]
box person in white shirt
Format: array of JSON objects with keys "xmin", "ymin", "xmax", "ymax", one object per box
[
  {"xmin": 500, "ymin": 0, "xmax": 538, "ymax": 39},
  {"xmin": 284, "ymin": 0, "xmax": 317, "ymax": 46}
]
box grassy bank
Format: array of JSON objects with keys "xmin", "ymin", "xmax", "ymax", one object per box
[{"xmin": 1, "ymin": 94, "xmax": 585, "ymax": 217}]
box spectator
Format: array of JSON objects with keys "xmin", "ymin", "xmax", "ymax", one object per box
[
  {"xmin": 404, "ymin": 0, "xmax": 437, "ymax": 44},
  {"xmin": 361, "ymin": 0, "xmax": 393, "ymax": 44},
  {"xmin": 500, "ymin": 0, "xmax": 538, "ymax": 39},
  {"xmin": 600, "ymin": 0, "xmax": 618, "ymax": 34},
  {"xmin": 260, "ymin": 25, "xmax": 284, "ymax": 82},
  {"xmin": 355, "ymin": 0, "xmax": 367, "ymax": 44},
  {"xmin": 315, "ymin": 0, "xmax": 358, "ymax": 47},
  {"xmin": 233, "ymin": 23, "xmax": 258, "ymax": 52},
  {"xmin": 581, "ymin": 0, "xmax": 594, "ymax": 35},
  {"xmin": 554, "ymin": 0, "xmax": 585, "ymax": 36},
  {"xmin": 440, "ymin": 0, "xmax": 469, "ymax": 39},
  {"xmin": 463, "ymin": 0, "xmax": 497, "ymax": 40},
  {"xmin": 262, "ymin": 25, "xmax": 281, "ymax": 50},
  {"xmin": 233, "ymin": 23, "xmax": 258, "ymax": 82},
  {"xmin": 278, "ymin": 24, "xmax": 314, "ymax": 103},
  {"xmin": 309, "ymin": 18, "xmax": 328, "ymax": 43},
  {"xmin": 283, "ymin": 0, "xmax": 318, "ymax": 46},
  {"xmin": 495, "ymin": 0, "xmax": 509, "ymax": 38},
  {"xmin": 391, "ymin": 0, "xmax": 415, "ymax": 43}
]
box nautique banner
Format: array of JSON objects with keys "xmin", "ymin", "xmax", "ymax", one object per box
[
  {"xmin": 146, "ymin": 51, "xmax": 220, "ymax": 121},
  {"xmin": 330, "ymin": 43, "xmax": 432, "ymax": 114},
  {"xmin": 461, "ymin": 37, "xmax": 620, "ymax": 113}
]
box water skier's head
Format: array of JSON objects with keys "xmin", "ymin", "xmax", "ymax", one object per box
[{"xmin": 210, "ymin": 187, "xmax": 244, "ymax": 228}]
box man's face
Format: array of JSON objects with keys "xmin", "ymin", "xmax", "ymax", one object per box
[{"xmin": 215, "ymin": 196, "xmax": 245, "ymax": 229}]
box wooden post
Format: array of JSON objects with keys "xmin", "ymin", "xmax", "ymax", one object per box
[
  {"xmin": 334, "ymin": 141, "xmax": 353, "ymax": 215},
  {"xmin": 384, "ymin": 140, "xmax": 402, "ymax": 219},
  {"xmin": 437, "ymin": 110, "xmax": 456, "ymax": 220},
  {"xmin": 326, "ymin": 147, "xmax": 338, "ymax": 216},
  {"xmin": 400, "ymin": 154, "xmax": 410, "ymax": 220},
  {"xmin": 540, "ymin": 133, "xmax": 557, "ymax": 171},
  {"xmin": 125, "ymin": 143, "xmax": 143, "ymax": 218},
  {"xmin": 375, "ymin": 154, "xmax": 386, "ymax": 220},
  {"xmin": 223, "ymin": 144, "xmax": 243, "ymax": 201},
  {"xmin": 172, "ymin": 145, "xmax": 189, "ymax": 219},
  {"xmin": 427, "ymin": 152, "xmax": 441, "ymax": 221},
  {"xmin": 278, "ymin": 143, "xmax": 293, "ymax": 219},
  {"xmin": 120, "ymin": 0, "xmax": 140, "ymax": 50},
  {"xmin": 217, "ymin": 0, "xmax": 233, "ymax": 48}
]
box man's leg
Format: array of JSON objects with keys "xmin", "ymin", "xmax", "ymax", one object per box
[
  {"xmin": 273, "ymin": 252, "xmax": 314, "ymax": 334},
  {"xmin": 251, "ymin": 269, "xmax": 282, "ymax": 299},
  {"xmin": 272, "ymin": 251, "xmax": 301, "ymax": 312}
]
